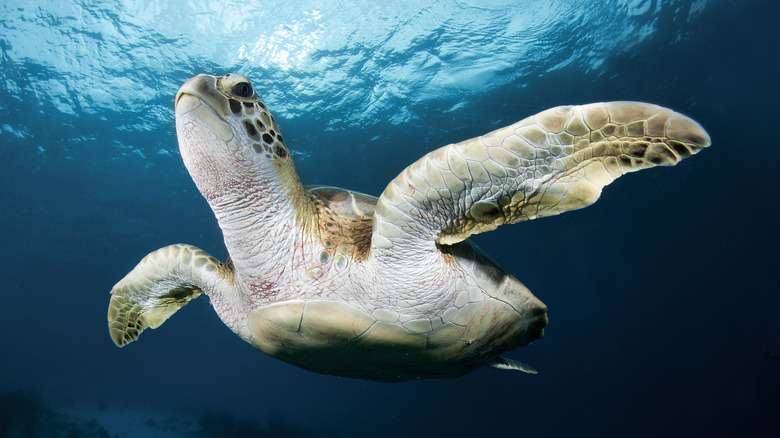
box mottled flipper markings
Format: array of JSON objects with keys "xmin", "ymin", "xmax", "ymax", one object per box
[
  {"xmin": 372, "ymin": 102, "xmax": 710, "ymax": 253},
  {"xmin": 108, "ymin": 244, "xmax": 232, "ymax": 346}
]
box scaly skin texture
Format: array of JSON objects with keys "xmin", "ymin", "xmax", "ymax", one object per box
[
  {"xmin": 107, "ymin": 244, "xmax": 233, "ymax": 346},
  {"xmin": 107, "ymin": 73, "xmax": 710, "ymax": 381}
]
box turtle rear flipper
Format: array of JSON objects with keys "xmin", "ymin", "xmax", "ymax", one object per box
[
  {"xmin": 487, "ymin": 356, "xmax": 538, "ymax": 374},
  {"xmin": 108, "ymin": 244, "xmax": 232, "ymax": 347}
]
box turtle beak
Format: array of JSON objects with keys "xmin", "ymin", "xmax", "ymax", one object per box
[
  {"xmin": 175, "ymin": 75, "xmax": 236, "ymax": 146},
  {"xmin": 175, "ymin": 74, "xmax": 229, "ymax": 120}
]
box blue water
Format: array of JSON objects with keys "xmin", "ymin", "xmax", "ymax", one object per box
[{"xmin": 1, "ymin": 0, "xmax": 778, "ymax": 436}]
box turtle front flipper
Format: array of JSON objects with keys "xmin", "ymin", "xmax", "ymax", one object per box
[
  {"xmin": 372, "ymin": 102, "xmax": 710, "ymax": 255},
  {"xmin": 108, "ymin": 244, "xmax": 233, "ymax": 347}
]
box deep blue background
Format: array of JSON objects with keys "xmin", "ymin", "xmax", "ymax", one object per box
[{"xmin": 1, "ymin": 1, "xmax": 778, "ymax": 437}]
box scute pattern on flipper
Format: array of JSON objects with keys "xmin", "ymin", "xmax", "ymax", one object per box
[
  {"xmin": 373, "ymin": 102, "xmax": 711, "ymax": 251},
  {"xmin": 107, "ymin": 244, "xmax": 232, "ymax": 347},
  {"xmin": 108, "ymin": 285, "xmax": 202, "ymax": 346}
]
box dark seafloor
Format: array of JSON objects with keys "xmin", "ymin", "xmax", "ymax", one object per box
[{"xmin": 0, "ymin": 1, "xmax": 778, "ymax": 437}]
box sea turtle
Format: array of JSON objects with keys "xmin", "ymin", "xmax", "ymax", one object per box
[{"xmin": 108, "ymin": 73, "xmax": 710, "ymax": 381}]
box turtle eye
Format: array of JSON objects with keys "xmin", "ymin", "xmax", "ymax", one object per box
[{"xmin": 232, "ymin": 82, "xmax": 253, "ymax": 98}]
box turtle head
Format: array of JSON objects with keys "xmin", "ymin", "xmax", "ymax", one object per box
[{"xmin": 175, "ymin": 74, "xmax": 295, "ymax": 203}]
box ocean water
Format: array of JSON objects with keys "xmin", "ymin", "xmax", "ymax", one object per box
[{"xmin": 1, "ymin": 0, "xmax": 778, "ymax": 436}]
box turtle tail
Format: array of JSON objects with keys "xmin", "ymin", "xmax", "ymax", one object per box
[{"xmin": 107, "ymin": 244, "xmax": 229, "ymax": 347}]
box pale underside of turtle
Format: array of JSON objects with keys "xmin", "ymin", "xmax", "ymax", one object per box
[{"xmin": 107, "ymin": 73, "xmax": 710, "ymax": 382}]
